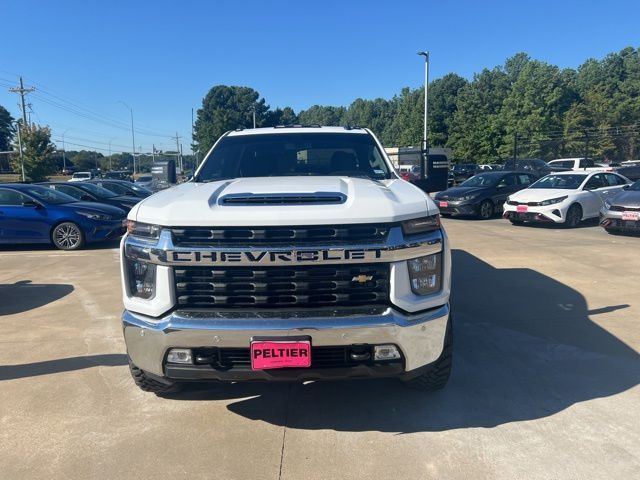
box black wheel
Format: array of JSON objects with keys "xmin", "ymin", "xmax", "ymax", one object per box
[
  {"xmin": 51, "ymin": 222, "xmax": 85, "ymax": 250},
  {"xmin": 478, "ymin": 200, "xmax": 494, "ymax": 219},
  {"xmin": 128, "ymin": 359, "xmax": 182, "ymax": 395},
  {"xmin": 564, "ymin": 204, "xmax": 582, "ymax": 228},
  {"xmin": 402, "ymin": 316, "xmax": 453, "ymax": 391}
]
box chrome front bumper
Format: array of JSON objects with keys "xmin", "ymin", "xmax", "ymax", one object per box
[{"xmin": 123, "ymin": 304, "xmax": 450, "ymax": 378}]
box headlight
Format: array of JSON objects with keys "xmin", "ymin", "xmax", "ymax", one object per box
[
  {"xmin": 127, "ymin": 221, "xmax": 160, "ymax": 239},
  {"xmin": 407, "ymin": 253, "xmax": 442, "ymax": 296},
  {"xmin": 126, "ymin": 259, "xmax": 156, "ymax": 299},
  {"xmin": 402, "ymin": 215, "xmax": 440, "ymax": 235},
  {"xmin": 540, "ymin": 196, "xmax": 568, "ymax": 206},
  {"xmin": 77, "ymin": 210, "xmax": 112, "ymax": 221}
]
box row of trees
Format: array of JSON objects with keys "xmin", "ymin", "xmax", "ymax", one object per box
[{"xmin": 193, "ymin": 47, "xmax": 640, "ymax": 163}]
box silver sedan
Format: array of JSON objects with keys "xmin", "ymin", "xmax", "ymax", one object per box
[{"xmin": 600, "ymin": 180, "xmax": 640, "ymax": 233}]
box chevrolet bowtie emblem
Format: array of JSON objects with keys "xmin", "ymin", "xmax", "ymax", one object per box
[{"xmin": 352, "ymin": 274, "xmax": 373, "ymax": 283}]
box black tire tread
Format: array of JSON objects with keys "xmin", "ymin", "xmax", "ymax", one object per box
[{"xmin": 128, "ymin": 360, "xmax": 182, "ymax": 395}]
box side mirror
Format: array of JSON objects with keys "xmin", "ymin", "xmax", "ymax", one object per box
[
  {"xmin": 623, "ymin": 184, "xmax": 630, "ymax": 190},
  {"xmin": 22, "ymin": 200, "xmax": 41, "ymax": 208}
]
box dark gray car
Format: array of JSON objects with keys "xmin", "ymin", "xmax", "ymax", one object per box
[{"xmin": 600, "ymin": 181, "xmax": 640, "ymax": 234}]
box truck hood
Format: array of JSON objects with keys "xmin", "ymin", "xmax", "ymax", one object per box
[{"xmin": 130, "ymin": 176, "xmax": 435, "ymax": 226}]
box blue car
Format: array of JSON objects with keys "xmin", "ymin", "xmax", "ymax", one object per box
[{"xmin": 0, "ymin": 183, "xmax": 127, "ymax": 250}]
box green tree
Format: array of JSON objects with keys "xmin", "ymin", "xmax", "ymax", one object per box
[
  {"xmin": 193, "ymin": 85, "xmax": 269, "ymax": 155},
  {"xmin": 449, "ymin": 68, "xmax": 510, "ymax": 162},
  {"xmin": 297, "ymin": 105, "xmax": 346, "ymax": 126},
  {"xmin": 428, "ymin": 73, "xmax": 468, "ymax": 147},
  {"xmin": 11, "ymin": 124, "xmax": 56, "ymax": 181},
  {"xmin": 0, "ymin": 105, "xmax": 14, "ymax": 172},
  {"xmin": 68, "ymin": 150, "xmax": 103, "ymax": 170},
  {"xmin": 263, "ymin": 107, "xmax": 298, "ymax": 126}
]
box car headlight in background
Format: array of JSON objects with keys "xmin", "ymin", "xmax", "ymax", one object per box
[
  {"xmin": 77, "ymin": 210, "xmax": 113, "ymax": 221},
  {"xmin": 407, "ymin": 253, "xmax": 442, "ymax": 296},
  {"xmin": 127, "ymin": 221, "xmax": 160, "ymax": 239},
  {"xmin": 126, "ymin": 259, "xmax": 156, "ymax": 299},
  {"xmin": 402, "ymin": 214, "xmax": 440, "ymax": 235},
  {"xmin": 539, "ymin": 196, "xmax": 568, "ymax": 206}
]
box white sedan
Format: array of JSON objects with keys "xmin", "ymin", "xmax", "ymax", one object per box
[{"xmin": 503, "ymin": 171, "xmax": 631, "ymax": 227}]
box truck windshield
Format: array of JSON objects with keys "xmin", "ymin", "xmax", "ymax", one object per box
[{"xmin": 195, "ymin": 132, "xmax": 392, "ymax": 182}]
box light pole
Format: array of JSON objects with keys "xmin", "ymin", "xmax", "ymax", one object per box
[
  {"xmin": 108, "ymin": 137, "xmax": 116, "ymax": 170},
  {"xmin": 417, "ymin": 51, "xmax": 429, "ymax": 180},
  {"xmin": 62, "ymin": 128, "xmax": 71, "ymax": 173},
  {"xmin": 118, "ymin": 101, "xmax": 136, "ymax": 174}
]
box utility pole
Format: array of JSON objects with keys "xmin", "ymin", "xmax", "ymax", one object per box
[
  {"xmin": 513, "ymin": 132, "xmax": 518, "ymax": 161},
  {"xmin": 417, "ymin": 51, "xmax": 429, "ymax": 180},
  {"xmin": 118, "ymin": 101, "xmax": 136, "ymax": 174},
  {"xmin": 584, "ymin": 131, "xmax": 590, "ymax": 160},
  {"xmin": 16, "ymin": 121, "xmax": 25, "ymax": 182},
  {"xmin": 192, "ymin": 107, "xmax": 198, "ymax": 168},
  {"xmin": 172, "ymin": 132, "xmax": 182, "ymax": 172},
  {"xmin": 9, "ymin": 77, "xmax": 36, "ymax": 125},
  {"xmin": 62, "ymin": 128, "xmax": 71, "ymax": 173}
]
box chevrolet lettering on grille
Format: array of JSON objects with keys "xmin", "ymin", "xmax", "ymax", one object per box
[{"xmin": 169, "ymin": 248, "xmax": 383, "ymax": 264}]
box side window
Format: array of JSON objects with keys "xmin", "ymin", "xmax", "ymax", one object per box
[
  {"xmin": 517, "ymin": 174, "xmax": 532, "ymax": 185},
  {"xmin": 579, "ymin": 159, "xmax": 595, "ymax": 168},
  {"xmin": 501, "ymin": 174, "xmax": 517, "ymax": 186},
  {"xmin": 56, "ymin": 185, "xmax": 83, "ymax": 200},
  {"xmin": 605, "ymin": 173, "xmax": 625, "ymax": 186},
  {"xmin": 105, "ymin": 183, "xmax": 127, "ymax": 194},
  {"xmin": 0, "ymin": 189, "xmax": 28, "ymax": 206},
  {"xmin": 584, "ymin": 174, "xmax": 605, "ymax": 190}
]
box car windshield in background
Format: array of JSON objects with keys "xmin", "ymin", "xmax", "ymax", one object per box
[
  {"xmin": 24, "ymin": 186, "xmax": 77, "ymax": 205},
  {"xmin": 137, "ymin": 176, "xmax": 152, "ymax": 182},
  {"xmin": 530, "ymin": 174, "xmax": 587, "ymax": 189},
  {"xmin": 460, "ymin": 173, "xmax": 501, "ymax": 187},
  {"xmin": 130, "ymin": 184, "xmax": 151, "ymax": 193},
  {"xmin": 630, "ymin": 181, "xmax": 640, "ymax": 191},
  {"xmin": 195, "ymin": 133, "xmax": 392, "ymax": 182},
  {"xmin": 77, "ymin": 183, "xmax": 118, "ymax": 198}
]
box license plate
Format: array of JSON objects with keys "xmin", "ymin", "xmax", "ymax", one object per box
[
  {"xmin": 250, "ymin": 341, "xmax": 311, "ymax": 370},
  {"xmin": 517, "ymin": 205, "xmax": 528, "ymax": 213},
  {"xmin": 622, "ymin": 211, "xmax": 639, "ymax": 221},
  {"xmin": 439, "ymin": 201, "xmax": 449, "ymax": 208}
]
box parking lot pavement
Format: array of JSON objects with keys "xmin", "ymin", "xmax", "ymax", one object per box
[{"xmin": 1, "ymin": 220, "xmax": 639, "ymax": 480}]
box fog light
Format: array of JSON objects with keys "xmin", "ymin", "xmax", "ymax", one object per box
[
  {"xmin": 374, "ymin": 344, "xmax": 401, "ymax": 361},
  {"xmin": 167, "ymin": 348, "xmax": 193, "ymax": 364}
]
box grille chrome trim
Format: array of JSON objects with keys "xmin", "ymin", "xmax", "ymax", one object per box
[
  {"xmin": 174, "ymin": 264, "xmax": 390, "ymax": 308},
  {"xmin": 125, "ymin": 227, "xmax": 443, "ymax": 267}
]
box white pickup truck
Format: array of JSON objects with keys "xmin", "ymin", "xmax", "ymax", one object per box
[{"xmin": 120, "ymin": 126, "xmax": 452, "ymax": 394}]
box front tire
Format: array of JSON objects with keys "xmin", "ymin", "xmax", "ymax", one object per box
[
  {"xmin": 564, "ymin": 204, "xmax": 582, "ymax": 228},
  {"xmin": 402, "ymin": 316, "xmax": 453, "ymax": 391},
  {"xmin": 478, "ymin": 200, "xmax": 494, "ymax": 220},
  {"xmin": 129, "ymin": 359, "xmax": 182, "ymax": 395},
  {"xmin": 51, "ymin": 222, "xmax": 85, "ymax": 250}
]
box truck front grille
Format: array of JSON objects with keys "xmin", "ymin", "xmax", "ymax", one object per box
[
  {"xmin": 174, "ymin": 264, "xmax": 390, "ymax": 308},
  {"xmin": 170, "ymin": 224, "xmax": 391, "ymax": 247}
]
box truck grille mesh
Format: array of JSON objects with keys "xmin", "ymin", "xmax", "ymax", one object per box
[
  {"xmin": 174, "ymin": 264, "xmax": 390, "ymax": 308},
  {"xmin": 170, "ymin": 224, "xmax": 391, "ymax": 247}
]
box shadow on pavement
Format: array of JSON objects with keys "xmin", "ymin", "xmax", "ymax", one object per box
[
  {"xmin": 0, "ymin": 280, "xmax": 74, "ymax": 316},
  {"xmin": 0, "ymin": 354, "xmax": 127, "ymax": 381},
  {"xmin": 174, "ymin": 249, "xmax": 640, "ymax": 433}
]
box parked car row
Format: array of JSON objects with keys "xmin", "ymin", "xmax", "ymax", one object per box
[
  {"xmin": 0, "ymin": 179, "xmax": 154, "ymax": 250},
  {"xmin": 435, "ymin": 169, "xmax": 640, "ymax": 235}
]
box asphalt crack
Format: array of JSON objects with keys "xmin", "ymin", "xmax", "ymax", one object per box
[{"xmin": 278, "ymin": 383, "xmax": 292, "ymax": 480}]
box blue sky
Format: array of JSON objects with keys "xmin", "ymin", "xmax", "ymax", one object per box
[{"xmin": 1, "ymin": 0, "xmax": 638, "ymax": 155}]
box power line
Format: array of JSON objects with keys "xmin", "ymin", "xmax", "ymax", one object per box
[{"xmin": 8, "ymin": 77, "xmax": 36, "ymax": 124}]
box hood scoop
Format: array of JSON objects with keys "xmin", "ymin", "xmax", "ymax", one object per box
[{"xmin": 218, "ymin": 192, "xmax": 347, "ymax": 206}]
